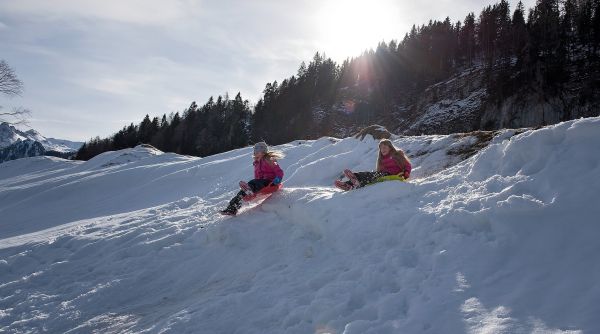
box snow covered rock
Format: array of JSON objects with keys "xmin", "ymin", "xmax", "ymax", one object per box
[
  {"xmin": 0, "ymin": 139, "xmax": 45, "ymax": 163},
  {"xmin": 354, "ymin": 124, "xmax": 393, "ymax": 140}
]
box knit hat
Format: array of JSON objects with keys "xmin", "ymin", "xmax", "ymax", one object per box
[{"xmin": 253, "ymin": 141, "xmax": 268, "ymax": 154}]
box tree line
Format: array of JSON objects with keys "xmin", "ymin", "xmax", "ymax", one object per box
[
  {"xmin": 76, "ymin": 93, "xmax": 251, "ymax": 160},
  {"xmin": 77, "ymin": 0, "xmax": 600, "ymax": 160}
]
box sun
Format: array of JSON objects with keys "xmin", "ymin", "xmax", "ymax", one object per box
[{"xmin": 316, "ymin": 0, "xmax": 400, "ymax": 61}]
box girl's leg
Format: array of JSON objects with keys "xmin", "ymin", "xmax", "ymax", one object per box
[
  {"xmin": 223, "ymin": 190, "xmax": 246, "ymax": 214},
  {"xmin": 248, "ymin": 179, "xmax": 271, "ymax": 192},
  {"xmin": 222, "ymin": 179, "xmax": 273, "ymax": 214},
  {"xmin": 222, "ymin": 179, "xmax": 271, "ymax": 215},
  {"xmin": 353, "ymin": 171, "xmax": 389, "ymax": 187}
]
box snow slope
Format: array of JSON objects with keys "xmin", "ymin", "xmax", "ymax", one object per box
[{"xmin": 1, "ymin": 117, "xmax": 599, "ymax": 333}]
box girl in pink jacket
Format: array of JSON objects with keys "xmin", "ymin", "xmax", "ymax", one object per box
[
  {"xmin": 221, "ymin": 142, "xmax": 284, "ymax": 215},
  {"xmin": 336, "ymin": 139, "xmax": 411, "ymax": 190}
]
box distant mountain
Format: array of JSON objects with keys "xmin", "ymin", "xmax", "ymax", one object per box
[
  {"xmin": 0, "ymin": 139, "xmax": 45, "ymax": 163},
  {"xmin": 0, "ymin": 122, "xmax": 83, "ymax": 163}
]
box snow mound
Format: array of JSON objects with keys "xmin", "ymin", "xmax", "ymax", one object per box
[
  {"xmin": 0, "ymin": 117, "xmax": 599, "ymax": 333},
  {"xmin": 84, "ymin": 144, "xmax": 166, "ymax": 169}
]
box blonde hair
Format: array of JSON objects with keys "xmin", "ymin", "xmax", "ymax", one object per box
[
  {"xmin": 254, "ymin": 150, "xmax": 285, "ymax": 161},
  {"xmin": 376, "ymin": 139, "xmax": 410, "ymax": 171},
  {"xmin": 264, "ymin": 150, "xmax": 285, "ymax": 160}
]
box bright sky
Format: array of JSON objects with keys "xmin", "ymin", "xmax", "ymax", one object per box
[{"xmin": 0, "ymin": 0, "xmax": 535, "ymax": 141}]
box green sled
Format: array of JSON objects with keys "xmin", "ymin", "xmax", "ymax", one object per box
[{"xmin": 373, "ymin": 174, "xmax": 407, "ymax": 184}]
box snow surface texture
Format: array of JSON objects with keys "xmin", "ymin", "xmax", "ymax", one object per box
[{"xmin": 1, "ymin": 118, "xmax": 599, "ymax": 333}]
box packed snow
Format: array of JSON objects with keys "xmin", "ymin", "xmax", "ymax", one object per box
[{"xmin": 1, "ymin": 117, "xmax": 599, "ymax": 333}]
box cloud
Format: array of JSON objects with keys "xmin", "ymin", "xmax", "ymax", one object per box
[{"xmin": 0, "ymin": 0, "xmax": 201, "ymax": 25}]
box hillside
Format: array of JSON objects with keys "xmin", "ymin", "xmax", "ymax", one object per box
[{"xmin": 1, "ymin": 117, "xmax": 599, "ymax": 333}]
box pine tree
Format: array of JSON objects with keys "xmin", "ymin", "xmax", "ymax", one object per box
[
  {"xmin": 478, "ymin": 5, "xmax": 497, "ymax": 67},
  {"xmin": 578, "ymin": 0, "xmax": 593, "ymax": 49},
  {"xmin": 138, "ymin": 114, "xmax": 152, "ymax": 144},
  {"xmin": 592, "ymin": 0, "xmax": 600, "ymax": 53},
  {"xmin": 561, "ymin": 0, "xmax": 578, "ymax": 61},
  {"xmin": 530, "ymin": 0, "xmax": 561, "ymax": 58},
  {"xmin": 512, "ymin": 1, "xmax": 529, "ymax": 59},
  {"xmin": 497, "ymin": 0, "xmax": 513, "ymax": 65},
  {"xmin": 460, "ymin": 13, "xmax": 477, "ymax": 66}
]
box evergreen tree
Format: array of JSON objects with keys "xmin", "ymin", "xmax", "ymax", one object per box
[
  {"xmin": 512, "ymin": 1, "xmax": 529, "ymax": 59},
  {"xmin": 497, "ymin": 0, "xmax": 513, "ymax": 65},
  {"xmin": 561, "ymin": 0, "xmax": 578, "ymax": 61},
  {"xmin": 138, "ymin": 114, "xmax": 152, "ymax": 144},
  {"xmin": 478, "ymin": 5, "xmax": 498, "ymax": 67},
  {"xmin": 460, "ymin": 13, "xmax": 477, "ymax": 66},
  {"xmin": 578, "ymin": 0, "xmax": 593, "ymax": 48},
  {"xmin": 592, "ymin": 0, "xmax": 600, "ymax": 52},
  {"xmin": 529, "ymin": 0, "xmax": 561, "ymax": 58}
]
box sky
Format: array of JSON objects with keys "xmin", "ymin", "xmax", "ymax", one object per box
[{"xmin": 0, "ymin": 0, "xmax": 535, "ymax": 141}]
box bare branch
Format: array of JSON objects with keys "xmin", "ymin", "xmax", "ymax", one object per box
[
  {"xmin": 0, "ymin": 106, "xmax": 31, "ymax": 126},
  {"xmin": 0, "ymin": 59, "xmax": 24, "ymax": 97}
]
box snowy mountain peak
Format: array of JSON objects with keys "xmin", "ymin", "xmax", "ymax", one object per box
[
  {"xmin": 24, "ymin": 128, "xmax": 44, "ymax": 140},
  {"xmin": 0, "ymin": 122, "xmax": 83, "ymax": 163},
  {"xmin": 0, "ymin": 122, "xmax": 28, "ymax": 148}
]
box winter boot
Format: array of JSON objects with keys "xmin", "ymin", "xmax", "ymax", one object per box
[
  {"xmin": 335, "ymin": 179, "xmax": 353, "ymax": 191},
  {"xmin": 344, "ymin": 169, "xmax": 360, "ymax": 188},
  {"xmin": 220, "ymin": 205, "xmax": 238, "ymax": 216}
]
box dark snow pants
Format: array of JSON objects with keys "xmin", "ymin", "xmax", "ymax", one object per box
[{"xmin": 345, "ymin": 171, "xmax": 390, "ymax": 188}]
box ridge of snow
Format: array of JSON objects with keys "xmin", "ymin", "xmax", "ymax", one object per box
[{"xmin": 0, "ymin": 117, "xmax": 599, "ymax": 333}]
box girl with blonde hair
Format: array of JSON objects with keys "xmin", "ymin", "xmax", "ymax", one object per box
[
  {"xmin": 220, "ymin": 142, "xmax": 284, "ymax": 215},
  {"xmin": 335, "ymin": 139, "xmax": 411, "ymax": 190}
]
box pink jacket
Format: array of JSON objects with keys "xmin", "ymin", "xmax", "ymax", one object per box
[
  {"xmin": 254, "ymin": 158, "xmax": 284, "ymax": 181},
  {"xmin": 379, "ymin": 154, "xmax": 412, "ymax": 179}
]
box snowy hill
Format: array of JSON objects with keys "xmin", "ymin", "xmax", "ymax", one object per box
[
  {"xmin": 1, "ymin": 117, "xmax": 599, "ymax": 333},
  {"xmin": 0, "ymin": 122, "xmax": 83, "ymax": 163}
]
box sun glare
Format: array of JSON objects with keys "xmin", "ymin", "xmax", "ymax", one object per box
[{"xmin": 317, "ymin": 0, "xmax": 400, "ymax": 61}]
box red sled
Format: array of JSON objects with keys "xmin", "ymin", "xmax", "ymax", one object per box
[{"xmin": 242, "ymin": 183, "xmax": 284, "ymax": 202}]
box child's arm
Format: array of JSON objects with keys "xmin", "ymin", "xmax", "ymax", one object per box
[{"xmin": 268, "ymin": 159, "xmax": 284, "ymax": 179}]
